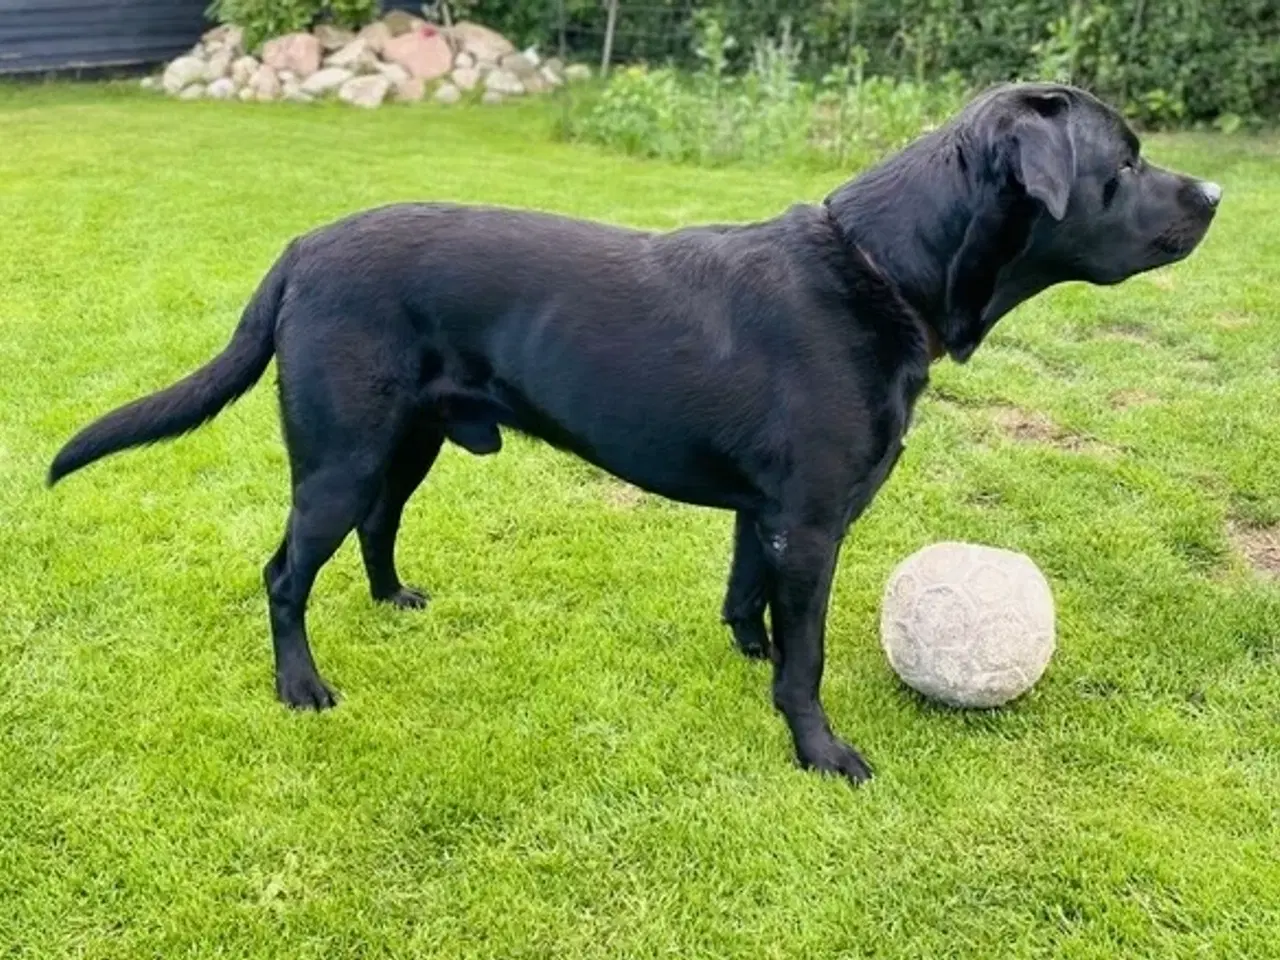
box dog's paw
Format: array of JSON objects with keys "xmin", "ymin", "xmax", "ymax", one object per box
[
  {"xmin": 797, "ymin": 736, "xmax": 873, "ymax": 786},
  {"xmin": 380, "ymin": 585, "xmax": 429, "ymax": 610},
  {"xmin": 730, "ymin": 619, "xmax": 771, "ymax": 660},
  {"xmin": 276, "ymin": 670, "xmax": 338, "ymax": 711}
]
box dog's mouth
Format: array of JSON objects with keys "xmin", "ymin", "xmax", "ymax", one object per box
[{"xmin": 1150, "ymin": 213, "xmax": 1215, "ymax": 262}]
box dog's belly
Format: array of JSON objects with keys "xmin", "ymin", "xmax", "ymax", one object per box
[{"xmin": 428, "ymin": 378, "xmax": 762, "ymax": 513}]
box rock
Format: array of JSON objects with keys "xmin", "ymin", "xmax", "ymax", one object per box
[
  {"xmin": 499, "ymin": 52, "xmax": 538, "ymax": 79},
  {"xmin": 238, "ymin": 87, "xmax": 256, "ymax": 102},
  {"xmin": 231, "ymin": 55, "xmax": 259, "ymax": 86},
  {"xmin": 542, "ymin": 56, "xmax": 564, "ymax": 77},
  {"xmin": 357, "ymin": 21, "xmax": 393, "ymax": 55},
  {"xmin": 139, "ymin": 75, "xmax": 159, "ymax": 91},
  {"xmin": 521, "ymin": 45, "xmax": 541, "ymax": 67},
  {"xmin": 382, "ymin": 9, "xmax": 424, "ymax": 36},
  {"xmin": 313, "ymin": 24, "xmax": 355, "ymax": 51},
  {"xmin": 481, "ymin": 90, "xmax": 504, "ymax": 105},
  {"xmin": 564, "ymin": 63, "xmax": 592, "ymax": 83},
  {"xmin": 523, "ymin": 71, "xmax": 550, "ymax": 94},
  {"xmin": 278, "ymin": 70, "xmax": 296, "ymax": 84},
  {"xmin": 206, "ymin": 77, "xmax": 236, "ymax": 99},
  {"xmin": 178, "ymin": 83, "xmax": 206, "ymax": 100},
  {"xmin": 283, "ymin": 83, "xmax": 313, "ymax": 103},
  {"xmin": 538, "ymin": 65, "xmax": 564, "ymax": 88},
  {"xmin": 325, "ymin": 37, "xmax": 378, "ymax": 73},
  {"xmin": 248, "ymin": 64, "xmax": 281, "ymax": 100},
  {"xmin": 433, "ymin": 82, "xmax": 461, "ymax": 104},
  {"xmin": 201, "ymin": 25, "xmax": 242, "ymax": 53},
  {"xmin": 262, "ymin": 33, "xmax": 322, "ymax": 79},
  {"xmin": 300, "ymin": 66, "xmax": 353, "ymax": 96},
  {"xmin": 376, "ymin": 61, "xmax": 410, "ymax": 85},
  {"xmin": 204, "ymin": 48, "xmax": 233, "ymax": 81},
  {"xmin": 202, "ymin": 25, "xmax": 232, "ymax": 45},
  {"xmin": 394, "ymin": 78, "xmax": 425, "ymax": 102},
  {"xmin": 382, "ymin": 27, "xmax": 453, "ymax": 81},
  {"xmin": 484, "ymin": 68, "xmax": 524, "ymax": 96},
  {"xmin": 447, "ymin": 21, "xmax": 515, "ymax": 62},
  {"xmin": 338, "ymin": 74, "xmax": 390, "ymax": 108},
  {"xmin": 163, "ymin": 55, "xmax": 206, "ymax": 94},
  {"xmin": 451, "ymin": 66, "xmax": 480, "ymax": 91},
  {"xmin": 454, "ymin": 51, "xmax": 475, "ymax": 69}
]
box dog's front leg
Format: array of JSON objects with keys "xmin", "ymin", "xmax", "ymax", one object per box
[
  {"xmin": 761, "ymin": 518, "xmax": 872, "ymax": 785},
  {"xmin": 722, "ymin": 512, "xmax": 771, "ymax": 659}
]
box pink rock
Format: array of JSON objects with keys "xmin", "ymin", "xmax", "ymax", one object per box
[
  {"xmin": 382, "ymin": 26, "xmax": 452, "ymax": 82},
  {"xmin": 262, "ymin": 33, "xmax": 322, "ymax": 79}
]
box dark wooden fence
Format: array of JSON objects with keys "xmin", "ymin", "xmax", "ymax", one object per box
[{"xmin": 0, "ymin": 0, "xmax": 210, "ymax": 75}]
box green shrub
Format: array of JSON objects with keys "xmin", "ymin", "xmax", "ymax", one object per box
[
  {"xmin": 490, "ymin": 1, "xmax": 1280, "ymax": 127},
  {"xmin": 558, "ymin": 15, "xmax": 969, "ymax": 169},
  {"xmin": 207, "ymin": 0, "xmax": 379, "ymax": 51}
]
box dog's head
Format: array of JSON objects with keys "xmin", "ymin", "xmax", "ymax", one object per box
[
  {"xmin": 833, "ymin": 82, "xmax": 1222, "ymax": 363},
  {"xmin": 944, "ymin": 82, "xmax": 1221, "ymax": 359}
]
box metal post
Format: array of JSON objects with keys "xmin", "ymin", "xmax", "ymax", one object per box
[{"xmin": 601, "ymin": 0, "xmax": 619, "ymax": 77}]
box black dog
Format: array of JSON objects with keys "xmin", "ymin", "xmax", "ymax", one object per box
[{"xmin": 49, "ymin": 83, "xmax": 1220, "ymax": 784}]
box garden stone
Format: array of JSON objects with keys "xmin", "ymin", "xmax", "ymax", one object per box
[
  {"xmin": 284, "ymin": 87, "xmax": 314, "ymax": 103},
  {"xmin": 521, "ymin": 45, "xmax": 541, "ymax": 67},
  {"xmin": 500, "ymin": 52, "xmax": 537, "ymax": 78},
  {"xmin": 300, "ymin": 67, "xmax": 354, "ymax": 96},
  {"xmin": 178, "ymin": 83, "xmax": 206, "ymax": 100},
  {"xmin": 542, "ymin": 57, "xmax": 564, "ymax": 77},
  {"xmin": 249, "ymin": 64, "xmax": 281, "ymax": 100},
  {"xmin": 383, "ymin": 28, "xmax": 452, "ymax": 81},
  {"xmin": 433, "ymin": 82, "xmax": 461, "ymax": 105},
  {"xmin": 376, "ymin": 62, "xmax": 410, "ymax": 84},
  {"xmin": 163, "ymin": 55, "xmax": 206, "ymax": 94},
  {"xmin": 139, "ymin": 76, "xmax": 159, "ymax": 91},
  {"xmin": 564, "ymin": 63, "xmax": 592, "ymax": 82},
  {"xmin": 394, "ymin": 78, "xmax": 425, "ymax": 102},
  {"xmin": 338, "ymin": 74, "xmax": 390, "ymax": 108},
  {"xmin": 204, "ymin": 48, "xmax": 232, "ymax": 82},
  {"xmin": 523, "ymin": 71, "xmax": 550, "ymax": 95},
  {"xmin": 539, "ymin": 65, "xmax": 564, "ymax": 88},
  {"xmin": 357, "ymin": 21, "xmax": 392, "ymax": 55},
  {"xmin": 447, "ymin": 21, "xmax": 514, "ymax": 62},
  {"xmin": 325, "ymin": 38, "xmax": 376, "ymax": 72},
  {"xmin": 314, "ymin": 24, "xmax": 355, "ymax": 51},
  {"xmin": 454, "ymin": 51, "xmax": 475, "ymax": 69},
  {"xmin": 481, "ymin": 90, "xmax": 503, "ymax": 105},
  {"xmin": 263, "ymin": 33, "xmax": 322, "ymax": 79},
  {"xmin": 382, "ymin": 10, "xmax": 423, "ymax": 36},
  {"xmin": 231, "ymin": 55, "xmax": 259, "ymax": 86},
  {"xmin": 206, "ymin": 77, "xmax": 236, "ymax": 100},
  {"xmin": 451, "ymin": 66, "xmax": 480, "ymax": 91},
  {"xmin": 484, "ymin": 68, "xmax": 524, "ymax": 96},
  {"xmin": 238, "ymin": 87, "xmax": 256, "ymax": 102}
]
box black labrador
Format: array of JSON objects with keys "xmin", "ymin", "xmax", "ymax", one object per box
[{"xmin": 48, "ymin": 83, "xmax": 1221, "ymax": 784}]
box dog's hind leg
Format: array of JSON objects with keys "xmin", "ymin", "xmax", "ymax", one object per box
[
  {"xmin": 265, "ymin": 456, "xmax": 385, "ymax": 710},
  {"xmin": 722, "ymin": 511, "xmax": 771, "ymax": 659},
  {"xmin": 358, "ymin": 419, "xmax": 445, "ymax": 609}
]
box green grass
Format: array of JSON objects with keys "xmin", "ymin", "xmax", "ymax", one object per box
[{"xmin": 2, "ymin": 82, "xmax": 1279, "ymax": 959}]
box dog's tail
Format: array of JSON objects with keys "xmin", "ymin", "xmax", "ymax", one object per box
[{"xmin": 47, "ymin": 241, "xmax": 298, "ymax": 487}]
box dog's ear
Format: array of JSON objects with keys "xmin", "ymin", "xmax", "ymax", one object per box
[{"xmin": 1011, "ymin": 90, "xmax": 1075, "ymax": 220}]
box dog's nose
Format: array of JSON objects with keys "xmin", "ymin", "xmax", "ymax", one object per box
[{"xmin": 1200, "ymin": 181, "xmax": 1223, "ymax": 208}]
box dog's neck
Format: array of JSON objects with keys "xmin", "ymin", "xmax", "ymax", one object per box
[{"xmin": 821, "ymin": 201, "xmax": 946, "ymax": 364}]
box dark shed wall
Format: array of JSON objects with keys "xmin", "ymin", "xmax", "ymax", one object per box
[{"xmin": 0, "ymin": 0, "xmax": 210, "ymax": 74}]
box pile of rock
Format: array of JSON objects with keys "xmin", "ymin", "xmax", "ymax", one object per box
[{"xmin": 144, "ymin": 13, "xmax": 591, "ymax": 108}]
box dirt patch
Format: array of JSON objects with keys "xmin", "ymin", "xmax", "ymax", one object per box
[
  {"xmin": 1212, "ymin": 311, "xmax": 1257, "ymax": 330},
  {"xmin": 988, "ymin": 406, "xmax": 1117, "ymax": 455},
  {"xmin": 601, "ymin": 481, "xmax": 646, "ymax": 509},
  {"xmin": 1108, "ymin": 388, "xmax": 1159, "ymax": 409},
  {"xmin": 1229, "ymin": 522, "xmax": 1280, "ymax": 578},
  {"xmin": 1098, "ymin": 321, "xmax": 1156, "ymax": 344}
]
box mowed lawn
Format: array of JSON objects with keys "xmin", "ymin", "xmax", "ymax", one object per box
[{"xmin": 1, "ymin": 82, "xmax": 1279, "ymax": 958}]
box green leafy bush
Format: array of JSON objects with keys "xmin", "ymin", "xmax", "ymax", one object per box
[
  {"xmin": 489, "ymin": 1, "xmax": 1280, "ymax": 128},
  {"xmin": 558, "ymin": 16, "xmax": 969, "ymax": 169},
  {"xmin": 207, "ymin": 0, "xmax": 379, "ymax": 51}
]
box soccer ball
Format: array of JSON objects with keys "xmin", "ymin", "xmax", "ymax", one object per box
[{"xmin": 880, "ymin": 541, "xmax": 1056, "ymax": 708}]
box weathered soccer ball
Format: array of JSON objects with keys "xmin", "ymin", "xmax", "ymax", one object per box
[{"xmin": 880, "ymin": 541, "xmax": 1055, "ymax": 708}]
